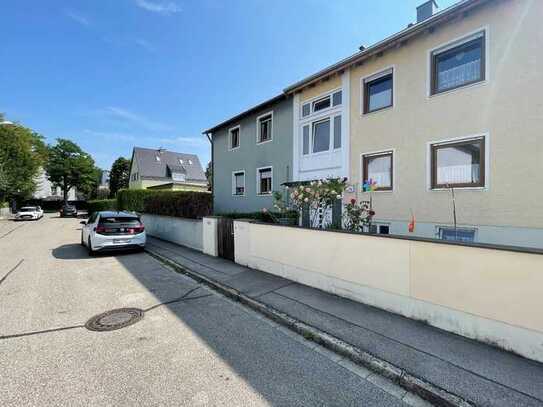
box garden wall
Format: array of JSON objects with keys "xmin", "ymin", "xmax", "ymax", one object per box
[
  {"xmin": 234, "ymin": 220, "xmax": 543, "ymax": 363},
  {"xmin": 141, "ymin": 214, "xmax": 203, "ymax": 251}
]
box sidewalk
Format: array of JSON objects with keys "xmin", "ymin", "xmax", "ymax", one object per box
[{"xmin": 145, "ymin": 237, "xmax": 543, "ymax": 407}]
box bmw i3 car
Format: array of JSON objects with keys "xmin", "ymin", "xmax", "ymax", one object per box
[{"xmin": 81, "ymin": 211, "xmax": 146, "ymax": 255}]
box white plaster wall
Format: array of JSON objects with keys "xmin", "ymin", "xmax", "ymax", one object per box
[
  {"xmin": 141, "ymin": 214, "xmax": 203, "ymax": 251},
  {"xmin": 202, "ymin": 217, "xmax": 218, "ymax": 257},
  {"xmin": 234, "ymin": 220, "xmax": 543, "ymax": 363}
]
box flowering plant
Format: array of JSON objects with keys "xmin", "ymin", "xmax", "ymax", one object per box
[
  {"xmin": 289, "ymin": 177, "xmax": 347, "ymax": 228},
  {"xmin": 343, "ymin": 198, "xmax": 375, "ymax": 232}
]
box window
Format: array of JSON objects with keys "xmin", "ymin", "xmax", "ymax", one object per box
[
  {"xmin": 232, "ymin": 171, "xmax": 245, "ymax": 196},
  {"xmin": 172, "ymin": 172, "xmax": 186, "ymax": 182},
  {"xmin": 312, "ymin": 119, "xmax": 330, "ymax": 153},
  {"xmin": 362, "ymin": 151, "xmax": 393, "ymax": 191},
  {"xmin": 431, "ymin": 32, "xmax": 485, "ymax": 95},
  {"xmin": 155, "ymin": 155, "xmax": 161, "ymax": 162},
  {"xmin": 378, "ymin": 225, "xmax": 390, "ymax": 235},
  {"xmin": 439, "ymin": 227, "xmax": 476, "ymax": 242},
  {"xmin": 313, "ymin": 96, "xmax": 331, "ymax": 112},
  {"xmin": 179, "ymin": 159, "xmax": 183, "ymax": 164},
  {"xmin": 431, "ymin": 137, "xmax": 485, "ymax": 189},
  {"xmin": 302, "ymin": 103, "xmax": 310, "ymax": 117},
  {"xmin": 332, "ymin": 91, "xmax": 342, "ymax": 106},
  {"xmin": 333, "ymin": 116, "xmax": 341, "ymax": 149},
  {"xmin": 364, "ymin": 70, "xmax": 393, "ymax": 113},
  {"xmin": 302, "ymin": 125, "xmax": 310, "ymax": 155},
  {"xmin": 257, "ymin": 112, "xmax": 273, "ymax": 143},
  {"xmin": 229, "ymin": 126, "xmax": 240, "ymax": 150},
  {"xmin": 257, "ymin": 167, "xmax": 272, "ymax": 195},
  {"xmin": 188, "ymin": 159, "xmax": 192, "ymax": 165}
]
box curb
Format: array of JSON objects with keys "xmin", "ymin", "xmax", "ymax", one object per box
[{"xmin": 146, "ymin": 248, "xmax": 473, "ymax": 407}]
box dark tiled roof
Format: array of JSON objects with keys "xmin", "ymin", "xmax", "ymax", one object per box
[{"xmin": 132, "ymin": 147, "xmax": 206, "ymax": 182}]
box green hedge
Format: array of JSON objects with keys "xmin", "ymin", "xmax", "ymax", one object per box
[
  {"xmin": 217, "ymin": 210, "xmax": 298, "ymax": 224},
  {"xmin": 87, "ymin": 199, "xmax": 117, "ymax": 215},
  {"xmin": 116, "ymin": 189, "xmax": 212, "ymax": 219},
  {"xmin": 116, "ymin": 189, "xmax": 154, "ymax": 213}
]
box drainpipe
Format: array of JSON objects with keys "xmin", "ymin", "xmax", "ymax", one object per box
[{"xmin": 205, "ymin": 132, "xmax": 214, "ymax": 214}]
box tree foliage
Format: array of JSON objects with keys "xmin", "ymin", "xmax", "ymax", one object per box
[
  {"xmin": 0, "ymin": 120, "xmax": 47, "ymax": 203},
  {"xmin": 205, "ymin": 161, "xmax": 212, "ymax": 191},
  {"xmin": 109, "ymin": 157, "xmax": 130, "ymax": 197},
  {"xmin": 45, "ymin": 139, "xmax": 99, "ymax": 203}
]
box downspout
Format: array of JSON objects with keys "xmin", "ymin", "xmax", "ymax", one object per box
[{"xmin": 205, "ymin": 132, "xmax": 214, "ymax": 214}]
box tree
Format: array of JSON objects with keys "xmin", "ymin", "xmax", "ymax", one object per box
[
  {"xmin": 0, "ymin": 120, "xmax": 47, "ymax": 203},
  {"xmin": 45, "ymin": 139, "xmax": 98, "ymax": 204},
  {"xmin": 205, "ymin": 161, "xmax": 212, "ymax": 191},
  {"xmin": 109, "ymin": 157, "xmax": 130, "ymax": 197}
]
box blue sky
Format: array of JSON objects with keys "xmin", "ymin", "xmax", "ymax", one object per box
[{"xmin": 1, "ymin": 0, "xmax": 456, "ymax": 170}]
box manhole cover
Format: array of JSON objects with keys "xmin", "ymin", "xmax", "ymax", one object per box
[{"xmin": 85, "ymin": 308, "xmax": 144, "ymax": 332}]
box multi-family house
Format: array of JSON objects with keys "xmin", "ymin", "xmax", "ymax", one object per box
[
  {"xmin": 128, "ymin": 147, "xmax": 208, "ymax": 192},
  {"xmin": 203, "ymin": 95, "xmax": 293, "ymax": 213},
  {"xmin": 33, "ymin": 168, "xmax": 77, "ymax": 201},
  {"xmin": 206, "ymin": 0, "xmax": 543, "ymax": 248}
]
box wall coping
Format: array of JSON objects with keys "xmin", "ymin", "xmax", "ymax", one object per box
[{"xmin": 242, "ymin": 220, "xmax": 543, "ymax": 256}]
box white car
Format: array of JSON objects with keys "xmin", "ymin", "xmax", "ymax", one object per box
[
  {"xmin": 81, "ymin": 211, "xmax": 146, "ymax": 255},
  {"xmin": 15, "ymin": 206, "xmax": 44, "ymax": 221}
]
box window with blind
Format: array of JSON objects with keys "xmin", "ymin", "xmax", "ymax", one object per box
[
  {"xmin": 362, "ymin": 151, "xmax": 393, "ymax": 191},
  {"xmin": 431, "ymin": 32, "xmax": 485, "ymax": 95},
  {"xmin": 232, "ymin": 171, "xmax": 245, "ymax": 196},
  {"xmin": 257, "ymin": 113, "xmax": 272, "ymax": 143},
  {"xmin": 431, "ymin": 137, "xmax": 485, "ymax": 189},
  {"xmin": 257, "ymin": 167, "xmax": 272, "ymax": 195}
]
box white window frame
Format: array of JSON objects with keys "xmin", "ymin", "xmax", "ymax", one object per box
[
  {"xmin": 359, "ymin": 148, "xmax": 396, "ymax": 193},
  {"xmin": 232, "ymin": 170, "xmax": 246, "ymax": 196},
  {"xmin": 256, "ymin": 111, "xmax": 273, "ymax": 144},
  {"xmin": 360, "ymin": 66, "xmax": 395, "ymax": 116},
  {"xmin": 427, "ymin": 27, "xmax": 489, "ymax": 98},
  {"xmin": 300, "ymin": 87, "xmax": 342, "ymax": 119},
  {"xmin": 426, "ymin": 133, "xmax": 490, "ymax": 191},
  {"xmin": 256, "ymin": 166, "xmax": 273, "ymax": 196},
  {"xmin": 228, "ymin": 125, "xmax": 241, "ymax": 151}
]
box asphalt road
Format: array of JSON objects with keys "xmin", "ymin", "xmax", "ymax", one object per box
[{"xmin": 0, "ymin": 214, "xmax": 413, "ymax": 406}]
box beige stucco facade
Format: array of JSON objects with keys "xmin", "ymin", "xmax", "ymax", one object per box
[{"xmin": 346, "ymin": 0, "xmax": 543, "ymax": 237}]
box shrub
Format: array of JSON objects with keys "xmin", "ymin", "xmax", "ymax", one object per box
[
  {"xmin": 217, "ymin": 210, "xmax": 298, "ymax": 224},
  {"xmin": 144, "ymin": 191, "xmax": 212, "ymax": 219},
  {"xmin": 117, "ymin": 189, "xmax": 154, "ymax": 212},
  {"xmin": 87, "ymin": 199, "xmax": 117, "ymax": 215},
  {"xmin": 117, "ymin": 189, "xmax": 212, "ymax": 219}
]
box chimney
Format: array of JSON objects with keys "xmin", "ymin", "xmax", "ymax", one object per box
[{"xmin": 416, "ymin": 0, "xmax": 438, "ymax": 23}]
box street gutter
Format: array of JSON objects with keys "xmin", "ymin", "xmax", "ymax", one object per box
[{"xmin": 146, "ymin": 247, "xmax": 474, "ymax": 407}]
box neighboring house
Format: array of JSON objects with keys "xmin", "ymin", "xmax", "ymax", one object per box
[
  {"xmin": 128, "ymin": 147, "xmax": 208, "ymax": 192},
  {"xmin": 283, "ymin": 0, "xmax": 543, "ymax": 247},
  {"xmin": 203, "ymin": 94, "xmax": 293, "ymax": 213},
  {"xmin": 98, "ymin": 170, "xmax": 110, "ymax": 191},
  {"xmin": 33, "ymin": 168, "xmax": 77, "ymax": 201}
]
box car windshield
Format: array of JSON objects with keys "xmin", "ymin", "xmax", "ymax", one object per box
[
  {"xmin": 20, "ymin": 207, "xmax": 37, "ymax": 212},
  {"xmin": 99, "ymin": 216, "xmax": 140, "ymax": 225}
]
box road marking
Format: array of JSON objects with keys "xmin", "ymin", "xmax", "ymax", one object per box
[
  {"xmin": 0, "ymin": 259, "xmax": 24, "ymax": 287},
  {"xmin": 0, "ymin": 224, "xmax": 25, "ymax": 239}
]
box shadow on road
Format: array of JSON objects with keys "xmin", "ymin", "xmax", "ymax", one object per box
[
  {"xmin": 49, "ymin": 239, "xmax": 368, "ymax": 405},
  {"xmin": 52, "ymin": 244, "xmax": 139, "ymax": 260}
]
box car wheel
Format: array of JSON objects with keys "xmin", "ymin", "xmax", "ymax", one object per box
[{"xmin": 87, "ymin": 237, "xmax": 95, "ymax": 256}]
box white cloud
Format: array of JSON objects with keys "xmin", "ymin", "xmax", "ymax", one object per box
[
  {"xmin": 102, "ymin": 107, "xmax": 174, "ymax": 132},
  {"xmin": 135, "ymin": 39, "xmax": 156, "ymax": 53},
  {"xmin": 64, "ymin": 10, "xmax": 90, "ymax": 26},
  {"xmin": 134, "ymin": 0, "xmax": 181, "ymax": 15}
]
